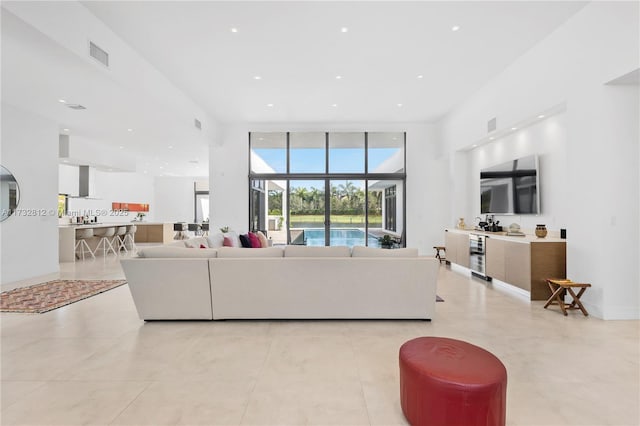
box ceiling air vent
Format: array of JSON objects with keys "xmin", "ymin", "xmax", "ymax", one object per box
[
  {"xmin": 194, "ymin": 118, "xmax": 202, "ymax": 130},
  {"xmin": 487, "ymin": 117, "xmax": 497, "ymax": 133},
  {"xmin": 89, "ymin": 41, "xmax": 109, "ymax": 67}
]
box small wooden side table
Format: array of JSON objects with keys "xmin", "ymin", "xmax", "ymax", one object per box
[
  {"xmin": 544, "ymin": 279, "xmax": 591, "ymax": 316},
  {"xmin": 433, "ymin": 246, "xmax": 446, "ymax": 264}
]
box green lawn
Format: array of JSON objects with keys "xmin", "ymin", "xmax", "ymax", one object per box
[{"xmin": 290, "ymin": 214, "xmax": 382, "ymax": 227}]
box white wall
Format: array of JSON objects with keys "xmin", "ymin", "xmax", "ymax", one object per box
[
  {"xmin": 1, "ymin": 104, "xmax": 59, "ymax": 285},
  {"xmin": 210, "ymin": 123, "xmax": 448, "ymax": 255},
  {"xmin": 466, "ymin": 112, "xmax": 568, "ymax": 232},
  {"xmin": 59, "ymin": 165, "xmax": 155, "ymax": 223},
  {"xmin": 153, "ymin": 177, "xmax": 196, "ymax": 223},
  {"xmin": 439, "ymin": 2, "xmax": 639, "ymax": 319}
]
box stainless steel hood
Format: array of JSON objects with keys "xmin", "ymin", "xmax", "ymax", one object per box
[{"xmin": 67, "ymin": 165, "xmax": 101, "ymax": 199}]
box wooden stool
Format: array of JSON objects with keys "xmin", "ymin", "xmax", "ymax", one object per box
[
  {"xmin": 544, "ymin": 279, "xmax": 591, "ymax": 316},
  {"xmin": 433, "ymin": 246, "xmax": 446, "ymax": 263}
]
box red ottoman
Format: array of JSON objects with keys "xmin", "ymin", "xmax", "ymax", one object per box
[{"xmin": 399, "ymin": 337, "xmax": 507, "ymax": 426}]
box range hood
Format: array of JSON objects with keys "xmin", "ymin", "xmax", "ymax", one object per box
[{"xmin": 68, "ymin": 165, "xmax": 101, "ymax": 199}]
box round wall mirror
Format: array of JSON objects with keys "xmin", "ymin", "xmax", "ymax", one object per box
[{"xmin": 1, "ymin": 165, "xmax": 20, "ymax": 222}]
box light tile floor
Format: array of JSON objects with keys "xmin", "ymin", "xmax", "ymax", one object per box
[{"xmin": 1, "ymin": 255, "xmax": 639, "ymax": 425}]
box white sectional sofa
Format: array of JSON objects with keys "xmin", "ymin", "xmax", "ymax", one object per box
[{"xmin": 120, "ymin": 241, "xmax": 439, "ymax": 321}]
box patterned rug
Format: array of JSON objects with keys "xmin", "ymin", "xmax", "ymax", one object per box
[{"xmin": 0, "ymin": 279, "xmax": 127, "ymax": 313}]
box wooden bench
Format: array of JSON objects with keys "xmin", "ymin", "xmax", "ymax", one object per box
[{"xmin": 544, "ymin": 278, "xmax": 591, "ymax": 316}]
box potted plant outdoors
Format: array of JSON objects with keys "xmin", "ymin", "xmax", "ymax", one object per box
[{"xmin": 378, "ymin": 234, "xmax": 394, "ymax": 249}]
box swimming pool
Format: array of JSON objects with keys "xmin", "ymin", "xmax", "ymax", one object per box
[{"xmin": 303, "ymin": 228, "xmax": 380, "ymax": 248}]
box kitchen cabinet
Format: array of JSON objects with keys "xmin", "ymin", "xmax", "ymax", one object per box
[
  {"xmin": 134, "ymin": 223, "xmax": 174, "ymax": 243},
  {"xmin": 446, "ymin": 229, "xmax": 566, "ymax": 300},
  {"xmin": 445, "ymin": 230, "xmax": 469, "ymax": 268}
]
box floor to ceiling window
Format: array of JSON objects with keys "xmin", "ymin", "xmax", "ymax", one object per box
[{"xmin": 249, "ymin": 132, "xmax": 405, "ymax": 247}]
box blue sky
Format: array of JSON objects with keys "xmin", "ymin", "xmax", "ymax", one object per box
[{"xmin": 254, "ymin": 148, "xmax": 399, "ymax": 175}]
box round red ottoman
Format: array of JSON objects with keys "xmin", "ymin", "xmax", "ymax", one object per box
[{"xmin": 399, "ymin": 337, "xmax": 507, "ymax": 426}]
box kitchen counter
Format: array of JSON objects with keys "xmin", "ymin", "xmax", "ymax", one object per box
[
  {"xmin": 445, "ymin": 228, "xmax": 565, "ymax": 243},
  {"xmin": 59, "ymin": 222, "xmax": 174, "ymax": 262}
]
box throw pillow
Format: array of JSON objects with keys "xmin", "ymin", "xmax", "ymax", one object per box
[
  {"xmin": 200, "ymin": 244, "xmax": 207, "ymax": 249},
  {"xmin": 247, "ymin": 232, "xmax": 261, "ymax": 248},
  {"xmin": 223, "ymin": 236, "xmax": 233, "ymax": 247},
  {"xmin": 239, "ymin": 234, "xmax": 252, "ymax": 248},
  {"xmin": 207, "ymin": 233, "xmax": 224, "ymax": 248},
  {"xmin": 256, "ymin": 231, "xmax": 269, "ymax": 248},
  {"xmin": 223, "ymin": 231, "xmax": 241, "ymax": 248}
]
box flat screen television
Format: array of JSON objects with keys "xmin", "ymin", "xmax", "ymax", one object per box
[{"xmin": 480, "ymin": 154, "xmax": 540, "ymax": 214}]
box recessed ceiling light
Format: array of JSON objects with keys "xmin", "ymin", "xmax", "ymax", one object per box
[
  {"xmin": 159, "ymin": 166, "xmax": 164, "ymax": 169},
  {"xmin": 489, "ymin": 137, "xmax": 495, "ymax": 140},
  {"xmin": 63, "ymin": 160, "xmax": 69, "ymax": 163},
  {"xmin": 168, "ymin": 145, "xmax": 173, "ymax": 149},
  {"xmin": 397, "ymin": 103, "xmax": 403, "ymax": 107},
  {"xmin": 335, "ymin": 75, "xmax": 342, "ymax": 80},
  {"xmin": 230, "ymin": 28, "xmax": 238, "ymax": 33},
  {"xmin": 127, "ymin": 128, "xmax": 133, "ymax": 132},
  {"xmin": 538, "ymin": 115, "xmax": 545, "ymax": 119},
  {"xmin": 63, "ymin": 128, "xmax": 69, "ymax": 132},
  {"xmin": 143, "ymin": 170, "xmax": 148, "ymax": 174},
  {"xmin": 472, "ymin": 144, "xmax": 478, "ymax": 147},
  {"xmin": 341, "ymin": 27, "xmax": 349, "ymax": 33},
  {"xmin": 511, "ymin": 127, "xmax": 518, "ymax": 130},
  {"xmin": 417, "ymin": 75, "xmax": 424, "ymax": 79},
  {"xmin": 331, "ymin": 104, "xmax": 338, "ymax": 107},
  {"xmin": 258, "ymin": 137, "xmax": 264, "ymax": 141},
  {"xmin": 119, "ymin": 146, "xmax": 124, "ymax": 149},
  {"xmin": 451, "ymin": 25, "xmax": 461, "ymax": 32},
  {"xmin": 58, "ymin": 99, "xmax": 66, "ymax": 103},
  {"xmin": 266, "ymin": 103, "xmax": 274, "ymax": 107},
  {"xmin": 253, "ymin": 76, "xmax": 262, "ymax": 80}
]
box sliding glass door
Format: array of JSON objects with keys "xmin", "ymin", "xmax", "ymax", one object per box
[{"xmin": 249, "ymin": 131, "xmax": 406, "ymax": 247}]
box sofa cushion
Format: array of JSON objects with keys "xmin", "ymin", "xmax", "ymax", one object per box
[
  {"xmin": 239, "ymin": 234, "xmax": 252, "ymax": 248},
  {"xmin": 217, "ymin": 247, "xmax": 284, "ymax": 258},
  {"xmin": 256, "ymin": 231, "xmax": 269, "ymax": 248},
  {"xmin": 207, "ymin": 233, "xmax": 224, "ymax": 248},
  {"xmin": 284, "ymin": 245, "xmax": 351, "ymax": 257},
  {"xmin": 166, "ymin": 240, "xmax": 187, "ymax": 247},
  {"xmin": 351, "ymin": 246, "xmax": 419, "ymax": 257},
  {"xmin": 248, "ymin": 232, "xmax": 261, "ymax": 248},
  {"xmin": 137, "ymin": 246, "xmax": 218, "ymax": 258},
  {"xmin": 184, "ymin": 237, "xmax": 210, "ymax": 248}
]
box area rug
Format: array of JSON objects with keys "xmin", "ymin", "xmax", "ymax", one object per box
[{"xmin": 0, "ymin": 279, "xmax": 127, "ymax": 313}]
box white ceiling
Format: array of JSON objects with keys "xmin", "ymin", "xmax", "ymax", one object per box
[
  {"xmin": 2, "ymin": 1, "xmax": 588, "ymax": 176},
  {"xmin": 82, "ymin": 1, "xmax": 587, "ymax": 123}
]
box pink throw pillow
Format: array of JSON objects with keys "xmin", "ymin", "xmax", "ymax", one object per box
[
  {"xmin": 247, "ymin": 232, "xmax": 261, "ymax": 248},
  {"xmin": 200, "ymin": 244, "xmax": 207, "ymax": 249},
  {"xmin": 223, "ymin": 236, "xmax": 233, "ymax": 247}
]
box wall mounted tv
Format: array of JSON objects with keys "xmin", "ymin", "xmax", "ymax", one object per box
[{"xmin": 480, "ymin": 154, "xmax": 540, "ymax": 214}]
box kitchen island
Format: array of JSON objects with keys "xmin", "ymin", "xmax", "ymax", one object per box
[{"xmin": 59, "ymin": 222, "xmax": 174, "ymax": 262}]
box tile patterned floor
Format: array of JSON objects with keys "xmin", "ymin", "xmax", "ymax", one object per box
[{"xmin": 1, "ymin": 254, "xmax": 639, "ymax": 425}]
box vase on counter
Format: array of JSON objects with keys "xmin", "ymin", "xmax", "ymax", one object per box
[
  {"xmin": 457, "ymin": 218, "xmax": 466, "ymax": 229},
  {"xmin": 535, "ymin": 224, "xmax": 548, "ymax": 238}
]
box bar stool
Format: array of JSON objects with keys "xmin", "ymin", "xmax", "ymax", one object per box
[
  {"xmin": 93, "ymin": 227, "xmax": 117, "ymax": 257},
  {"xmin": 124, "ymin": 225, "xmax": 137, "ymax": 251},
  {"xmin": 174, "ymin": 222, "xmax": 187, "ymax": 240},
  {"xmin": 188, "ymin": 223, "xmax": 202, "ymax": 237},
  {"xmin": 433, "ymin": 246, "xmax": 446, "ymax": 263},
  {"xmin": 75, "ymin": 228, "xmax": 95, "ymax": 260},
  {"xmin": 114, "ymin": 226, "xmax": 128, "ymax": 254},
  {"xmin": 201, "ymin": 223, "xmax": 209, "ymax": 237}
]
